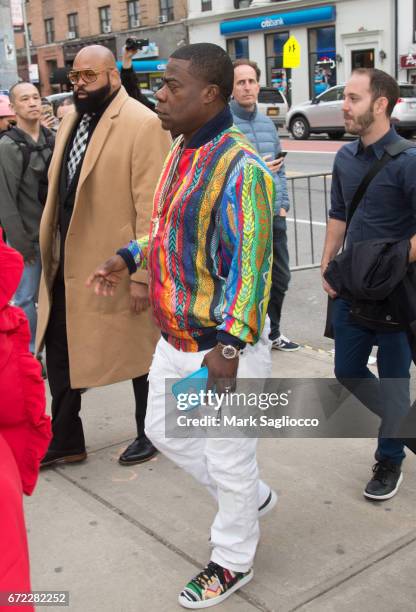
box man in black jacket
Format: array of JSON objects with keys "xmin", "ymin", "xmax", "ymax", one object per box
[
  {"xmin": 321, "ymin": 68, "xmax": 416, "ymax": 501},
  {"xmin": 120, "ymin": 46, "xmax": 155, "ymax": 110}
]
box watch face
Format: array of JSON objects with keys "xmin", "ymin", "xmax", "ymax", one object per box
[{"xmin": 222, "ymin": 345, "xmax": 238, "ymax": 359}]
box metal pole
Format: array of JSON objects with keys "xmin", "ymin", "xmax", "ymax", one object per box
[
  {"xmin": 394, "ymin": 0, "xmax": 398, "ymax": 80},
  {"xmin": 21, "ymin": 0, "xmax": 31, "ymax": 81}
]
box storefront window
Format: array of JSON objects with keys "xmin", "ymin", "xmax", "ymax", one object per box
[
  {"xmin": 265, "ymin": 31, "xmax": 291, "ymax": 104},
  {"xmin": 226, "ymin": 37, "xmax": 249, "ymax": 61},
  {"xmin": 308, "ymin": 26, "xmax": 336, "ymax": 98}
]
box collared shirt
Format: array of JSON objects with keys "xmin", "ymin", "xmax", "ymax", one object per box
[
  {"xmin": 58, "ymin": 89, "xmax": 121, "ymax": 277},
  {"xmin": 118, "ymin": 106, "xmax": 275, "ymax": 352},
  {"xmin": 329, "ymin": 127, "xmax": 416, "ymax": 245},
  {"xmin": 66, "ymin": 87, "xmax": 120, "ymax": 182}
]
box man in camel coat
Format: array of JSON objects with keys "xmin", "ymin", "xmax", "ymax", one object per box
[{"xmin": 36, "ymin": 45, "xmax": 171, "ymax": 466}]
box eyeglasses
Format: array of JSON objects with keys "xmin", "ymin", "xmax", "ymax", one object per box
[{"xmin": 67, "ymin": 69, "xmax": 109, "ymax": 85}]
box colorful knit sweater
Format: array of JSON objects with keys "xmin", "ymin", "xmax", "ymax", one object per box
[{"xmin": 120, "ymin": 107, "xmax": 275, "ymax": 352}]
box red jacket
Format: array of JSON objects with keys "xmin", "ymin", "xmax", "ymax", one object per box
[{"xmin": 0, "ymin": 231, "xmax": 51, "ymax": 608}]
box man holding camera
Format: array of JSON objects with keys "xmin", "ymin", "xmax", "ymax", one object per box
[
  {"xmin": 36, "ymin": 45, "xmax": 171, "ymax": 467},
  {"xmin": 120, "ymin": 38, "xmax": 155, "ymax": 110},
  {"xmin": 230, "ymin": 59, "xmax": 299, "ymax": 352}
]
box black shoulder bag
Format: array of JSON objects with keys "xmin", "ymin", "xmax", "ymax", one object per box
[{"xmin": 324, "ymin": 138, "xmax": 416, "ymax": 338}]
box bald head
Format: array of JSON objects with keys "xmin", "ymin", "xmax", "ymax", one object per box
[
  {"xmin": 71, "ymin": 44, "xmax": 121, "ymax": 113},
  {"xmin": 73, "ymin": 45, "xmax": 117, "ymax": 70},
  {"xmin": 8, "ymin": 82, "xmax": 41, "ymax": 125},
  {"xmin": 9, "ymin": 81, "xmax": 39, "ymax": 104}
]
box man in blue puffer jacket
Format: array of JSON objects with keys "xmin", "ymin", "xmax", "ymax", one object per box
[{"xmin": 231, "ymin": 59, "xmax": 299, "ymax": 351}]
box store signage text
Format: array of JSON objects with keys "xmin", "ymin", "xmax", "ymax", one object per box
[
  {"xmin": 401, "ymin": 54, "xmax": 416, "ymax": 69},
  {"xmin": 220, "ymin": 6, "xmax": 335, "ymax": 36}
]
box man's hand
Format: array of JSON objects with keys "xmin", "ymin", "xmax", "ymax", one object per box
[
  {"xmin": 263, "ymin": 154, "xmax": 284, "ymax": 174},
  {"xmin": 41, "ymin": 114, "xmax": 56, "ymax": 130},
  {"xmin": 202, "ymin": 345, "xmax": 239, "ymax": 394},
  {"xmin": 86, "ymin": 254, "xmax": 128, "ymax": 296},
  {"xmin": 129, "ymin": 281, "xmax": 150, "ymax": 314},
  {"xmin": 279, "ymin": 207, "xmax": 287, "ymax": 217},
  {"xmin": 409, "ymin": 234, "xmax": 416, "ymax": 263},
  {"xmin": 122, "ymin": 47, "xmax": 136, "ymax": 68},
  {"xmin": 321, "ymin": 262, "xmax": 337, "ymax": 298}
]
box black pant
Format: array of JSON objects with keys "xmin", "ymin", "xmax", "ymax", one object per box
[
  {"xmin": 268, "ymin": 215, "xmax": 290, "ymax": 341},
  {"xmin": 45, "ymin": 277, "xmax": 149, "ymax": 452}
]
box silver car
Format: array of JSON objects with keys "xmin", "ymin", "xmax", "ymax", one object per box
[
  {"xmin": 257, "ymin": 87, "xmax": 288, "ymax": 127},
  {"xmin": 286, "ymin": 83, "xmax": 416, "ymax": 140}
]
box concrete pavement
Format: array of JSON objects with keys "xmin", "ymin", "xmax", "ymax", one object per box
[{"xmin": 24, "ymin": 346, "xmax": 416, "ymax": 612}]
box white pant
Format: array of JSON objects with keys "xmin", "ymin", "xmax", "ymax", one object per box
[{"xmin": 145, "ymin": 327, "xmax": 272, "ymax": 573}]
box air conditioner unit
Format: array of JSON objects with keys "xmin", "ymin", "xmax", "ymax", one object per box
[
  {"xmin": 103, "ymin": 24, "xmax": 112, "ymax": 33},
  {"xmin": 67, "ymin": 31, "xmax": 76, "ymax": 39},
  {"xmin": 130, "ymin": 18, "xmax": 140, "ymax": 28},
  {"xmin": 159, "ymin": 15, "xmax": 168, "ymax": 24}
]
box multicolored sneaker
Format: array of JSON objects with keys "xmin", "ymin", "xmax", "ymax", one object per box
[{"xmin": 178, "ymin": 562, "xmax": 253, "ymax": 609}]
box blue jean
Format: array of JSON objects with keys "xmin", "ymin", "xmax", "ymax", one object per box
[
  {"xmin": 13, "ymin": 244, "xmax": 42, "ymax": 353},
  {"xmin": 332, "ymin": 298, "xmax": 411, "ymax": 465}
]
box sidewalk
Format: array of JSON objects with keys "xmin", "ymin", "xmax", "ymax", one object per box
[{"xmin": 25, "ymin": 346, "xmax": 416, "ymax": 612}]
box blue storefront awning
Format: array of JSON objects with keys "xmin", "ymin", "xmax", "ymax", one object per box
[
  {"xmin": 220, "ymin": 5, "xmax": 335, "ymax": 36},
  {"xmin": 116, "ymin": 59, "xmax": 168, "ymax": 73}
]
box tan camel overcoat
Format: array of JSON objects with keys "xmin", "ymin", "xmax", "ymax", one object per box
[{"xmin": 36, "ymin": 87, "xmax": 171, "ymax": 388}]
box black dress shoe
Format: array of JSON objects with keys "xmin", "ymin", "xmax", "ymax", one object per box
[
  {"xmin": 119, "ymin": 436, "xmax": 158, "ymax": 465},
  {"xmin": 41, "ymin": 449, "xmax": 87, "ymax": 467}
]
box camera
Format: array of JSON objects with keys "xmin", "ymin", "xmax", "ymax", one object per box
[{"xmin": 125, "ymin": 37, "xmax": 149, "ymax": 52}]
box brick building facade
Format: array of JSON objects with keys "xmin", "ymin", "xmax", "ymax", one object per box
[{"xmin": 15, "ymin": 0, "xmax": 188, "ymax": 95}]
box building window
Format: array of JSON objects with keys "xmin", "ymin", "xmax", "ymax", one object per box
[
  {"xmin": 127, "ymin": 1, "xmax": 140, "ymax": 28},
  {"xmin": 201, "ymin": 0, "xmax": 212, "ymax": 10},
  {"xmin": 159, "ymin": 0, "xmax": 174, "ymax": 23},
  {"xmin": 44, "ymin": 18, "xmax": 54, "ymax": 44},
  {"xmin": 67, "ymin": 13, "xmax": 79, "ymax": 38},
  {"xmin": 226, "ymin": 37, "xmax": 249, "ymax": 61},
  {"xmin": 265, "ymin": 31, "xmax": 291, "ymax": 104},
  {"xmin": 99, "ymin": 6, "xmax": 112, "ymax": 33},
  {"xmin": 234, "ymin": 0, "xmax": 251, "ymax": 8},
  {"xmin": 308, "ymin": 26, "xmax": 337, "ymax": 98},
  {"xmin": 46, "ymin": 59, "xmax": 58, "ymax": 78}
]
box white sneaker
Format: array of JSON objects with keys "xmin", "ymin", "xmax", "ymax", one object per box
[{"xmin": 258, "ymin": 489, "xmax": 278, "ymax": 518}]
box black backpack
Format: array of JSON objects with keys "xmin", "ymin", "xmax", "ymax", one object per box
[{"xmin": 0, "ymin": 125, "xmax": 55, "ymax": 205}]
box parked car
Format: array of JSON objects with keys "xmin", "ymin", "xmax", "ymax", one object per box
[
  {"xmin": 391, "ymin": 84, "xmax": 416, "ymax": 137},
  {"xmin": 257, "ymin": 87, "xmax": 288, "ymax": 127},
  {"xmin": 141, "ymin": 88, "xmax": 157, "ymax": 107},
  {"xmin": 286, "ymin": 83, "xmax": 416, "ymax": 140}
]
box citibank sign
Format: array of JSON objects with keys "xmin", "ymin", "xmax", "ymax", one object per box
[
  {"xmin": 261, "ymin": 18, "xmax": 284, "ymax": 29},
  {"xmin": 220, "ymin": 5, "xmax": 335, "ymax": 36}
]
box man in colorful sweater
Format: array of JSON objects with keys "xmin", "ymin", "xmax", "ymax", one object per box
[{"xmin": 87, "ymin": 43, "xmax": 276, "ymax": 609}]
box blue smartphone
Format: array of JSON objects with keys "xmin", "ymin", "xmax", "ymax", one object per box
[{"xmin": 172, "ymin": 366, "xmax": 209, "ymax": 407}]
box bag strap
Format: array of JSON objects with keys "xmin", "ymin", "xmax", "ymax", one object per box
[
  {"xmin": 5, "ymin": 127, "xmax": 32, "ymax": 181},
  {"xmin": 343, "ymin": 138, "xmax": 416, "ymax": 248},
  {"xmin": 40, "ymin": 125, "xmax": 55, "ymax": 152}
]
